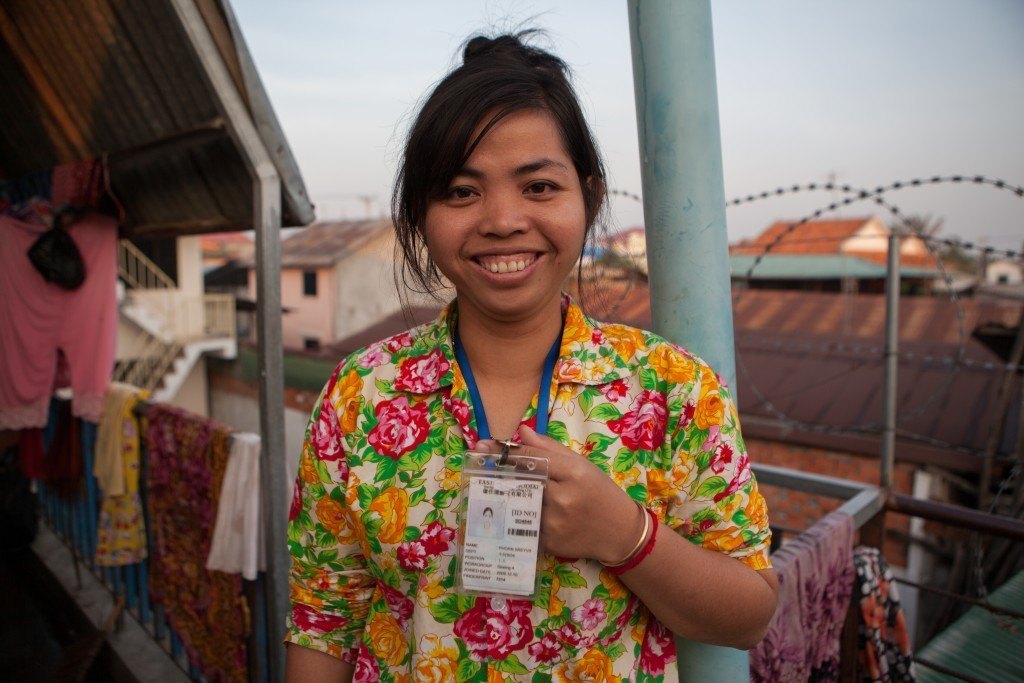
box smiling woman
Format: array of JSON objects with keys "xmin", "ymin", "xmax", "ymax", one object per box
[{"xmin": 285, "ymin": 31, "xmax": 776, "ymax": 683}]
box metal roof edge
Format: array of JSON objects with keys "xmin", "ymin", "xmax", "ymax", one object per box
[{"xmin": 216, "ymin": 0, "xmax": 315, "ymax": 227}]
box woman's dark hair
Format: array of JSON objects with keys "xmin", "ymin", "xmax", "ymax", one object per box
[{"xmin": 392, "ymin": 31, "xmax": 607, "ymax": 300}]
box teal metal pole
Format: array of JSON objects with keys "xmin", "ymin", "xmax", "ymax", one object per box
[{"xmin": 627, "ymin": 2, "xmax": 749, "ymax": 681}]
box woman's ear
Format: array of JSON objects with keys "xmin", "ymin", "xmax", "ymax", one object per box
[{"xmin": 585, "ymin": 175, "xmax": 606, "ymax": 205}]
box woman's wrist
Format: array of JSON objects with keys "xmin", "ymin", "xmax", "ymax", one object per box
[{"xmin": 598, "ymin": 499, "xmax": 648, "ymax": 566}]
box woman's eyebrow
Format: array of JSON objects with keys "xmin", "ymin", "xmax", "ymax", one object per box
[{"xmin": 452, "ymin": 158, "xmax": 569, "ymax": 181}]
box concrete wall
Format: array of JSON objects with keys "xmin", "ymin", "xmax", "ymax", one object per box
[
  {"xmin": 169, "ymin": 356, "xmax": 209, "ymax": 417},
  {"xmin": 250, "ymin": 267, "xmax": 337, "ymax": 350},
  {"xmin": 334, "ymin": 232, "xmax": 404, "ymax": 342}
]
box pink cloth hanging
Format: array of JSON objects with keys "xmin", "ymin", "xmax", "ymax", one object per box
[{"xmin": 0, "ymin": 160, "xmax": 118, "ymax": 428}]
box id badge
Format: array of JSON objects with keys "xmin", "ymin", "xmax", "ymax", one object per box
[{"xmin": 455, "ymin": 451, "xmax": 548, "ymax": 600}]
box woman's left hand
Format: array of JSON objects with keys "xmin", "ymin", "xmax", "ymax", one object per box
[{"xmin": 508, "ymin": 425, "xmax": 646, "ymax": 564}]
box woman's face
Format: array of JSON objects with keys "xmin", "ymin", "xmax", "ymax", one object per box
[{"xmin": 423, "ymin": 108, "xmax": 587, "ymax": 325}]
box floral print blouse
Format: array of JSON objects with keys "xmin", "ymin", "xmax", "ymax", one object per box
[{"xmin": 286, "ymin": 297, "xmax": 771, "ymax": 682}]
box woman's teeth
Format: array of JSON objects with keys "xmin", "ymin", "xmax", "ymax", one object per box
[{"xmin": 482, "ymin": 256, "xmax": 534, "ymax": 273}]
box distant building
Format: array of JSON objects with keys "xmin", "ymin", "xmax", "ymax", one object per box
[
  {"xmin": 245, "ymin": 219, "xmax": 403, "ymax": 351},
  {"xmin": 986, "ymin": 259, "xmax": 1023, "ymax": 286}
]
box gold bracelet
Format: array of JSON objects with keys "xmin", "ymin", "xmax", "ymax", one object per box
[{"xmin": 605, "ymin": 502, "xmax": 650, "ymax": 568}]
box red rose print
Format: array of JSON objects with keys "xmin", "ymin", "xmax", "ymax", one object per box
[
  {"xmin": 353, "ymin": 642, "xmax": 380, "ymax": 682},
  {"xmin": 608, "ymin": 389, "xmax": 668, "ymax": 451},
  {"xmin": 383, "ymin": 332, "xmax": 413, "ymax": 353},
  {"xmin": 397, "ymin": 541, "xmax": 427, "ymax": 571},
  {"xmin": 600, "ymin": 378, "xmax": 630, "ymax": 402},
  {"xmin": 591, "ymin": 329, "xmax": 605, "ymax": 345},
  {"xmin": 394, "ymin": 349, "xmax": 450, "ymax": 393},
  {"xmin": 380, "ymin": 583, "xmax": 414, "ymax": 624},
  {"xmin": 289, "ymin": 478, "xmax": 302, "ymax": 521},
  {"xmin": 358, "ymin": 344, "xmax": 389, "ymax": 368},
  {"xmin": 528, "ymin": 633, "xmax": 563, "ymax": 663},
  {"xmin": 557, "ymin": 623, "xmax": 583, "ymax": 647},
  {"xmin": 420, "ymin": 522, "xmax": 455, "ymax": 555},
  {"xmin": 713, "ymin": 454, "xmax": 752, "ymax": 502},
  {"xmin": 291, "ymin": 603, "xmax": 348, "ymax": 635},
  {"xmin": 710, "ymin": 440, "xmax": 734, "ymax": 474},
  {"xmin": 312, "ymin": 398, "xmax": 344, "ymax": 461},
  {"xmin": 367, "ymin": 396, "xmax": 430, "ymax": 460},
  {"xmin": 681, "ymin": 400, "xmax": 697, "ymax": 428},
  {"xmin": 443, "ymin": 394, "xmax": 471, "ymax": 431},
  {"xmin": 454, "ymin": 598, "xmax": 533, "ymax": 661},
  {"xmin": 639, "ymin": 617, "xmax": 676, "ymax": 676}
]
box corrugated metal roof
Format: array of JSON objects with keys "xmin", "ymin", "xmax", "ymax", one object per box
[
  {"xmin": 730, "ymin": 254, "xmax": 938, "ymax": 280},
  {"xmin": 584, "ymin": 283, "xmax": 1022, "ymax": 466},
  {"xmin": 276, "ymin": 219, "xmax": 392, "ymax": 269},
  {"xmin": 916, "ymin": 570, "xmax": 1024, "ymax": 683},
  {"xmin": 0, "ymin": 0, "xmax": 314, "ymax": 235}
]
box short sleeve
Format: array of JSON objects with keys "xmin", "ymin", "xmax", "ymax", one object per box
[
  {"xmin": 664, "ymin": 355, "xmax": 772, "ymax": 571},
  {"xmin": 285, "ymin": 363, "xmax": 376, "ymax": 661}
]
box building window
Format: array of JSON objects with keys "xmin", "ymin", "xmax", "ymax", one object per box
[
  {"xmin": 303, "ymin": 270, "xmax": 317, "ymax": 297},
  {"xmin": 303, "ymin": 337, "xmax": 320, "ymax": 351},
  {"xmin": 997, "ymin": 274, "xmax": 1010, "ymax": 285}
]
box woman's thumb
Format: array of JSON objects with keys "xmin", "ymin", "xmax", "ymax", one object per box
[{"xmin": 518, "ymin": 424, "xmax": 550, "ymax": 449}]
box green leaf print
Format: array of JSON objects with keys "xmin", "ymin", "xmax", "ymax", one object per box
[
  {"xmin": 732, "ymin": 509, "xmax": 750, "ymax": 527},
  {"xmin": 627, "ymin": 484, "xmax": 648, "ymax": 504},
  {"xmin": 605, "ymin": 642, "xmax": 627, "ymax": 660},
  {"xmin": 403, "ymin": 525, "xmax": 421, "ymax": 541},
  {"xmin": 578, "ymin": 387, "xmax": 595, "ymax": 414},
  {"xmin": 553, "ymin": 564, "xmax": 587, "ymax": 589},
  {"xmin": 374, "ymin": 457, "xmax": 398, "ymax": 483},
  {"xmin": 586, "ymin": 432, "xmax": 616, "ymax": 454},
  {"xmin": 356, "ymin": 484, "xmax": 378, "ymax": 510},
  {"xmin": 613, "ymin": 448, "xmax": 638, "ymax": 473},
  {"xmin": 639, "ymin": 367, "xmax": 659, "ymax": 390},
  {"xmin": 546, "ymin": 420, "xmax": 569, "ymax": 445},
  {"xmin": 428, "ymin": 595, "xmax": 463, "ymax": 623},
  {"xmin": 494, "ymin": 655, "xmax": 529, "ymax": 674},
  {"xmin": 457, "ymin": 658, "xmax": 482, "ymax": 681},
  {"xmin": 694, "ymin": 476, "xmax": 728, "ymax": 499},
  {"xmin": 695, "ymin": 450, "xmax": 712, "ymax": 471},
  {"xmin": 409, "ymin": 487, "xmax": 426, "ymax": 507},
  {"xmin": 588, "ymin": 403, "xmax": 622, "ymax": 422},
  {"xmin": 374, "ymin": 378, "xmax": 391, "ymax": 393}
]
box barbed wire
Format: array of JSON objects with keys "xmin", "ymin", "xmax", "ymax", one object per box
[{"xmin": 609, "ymin": 175, "xmax": 1022, "ymax": 453}]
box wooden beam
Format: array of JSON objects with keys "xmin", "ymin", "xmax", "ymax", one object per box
[{"xmin": 0, "ymin": 3, "xmax": 90, "ymax": 159}]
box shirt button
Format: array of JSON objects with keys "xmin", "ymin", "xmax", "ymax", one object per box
[{"xmin": 491, "ymin": 597, "xmax": 507, "ymax": 611}]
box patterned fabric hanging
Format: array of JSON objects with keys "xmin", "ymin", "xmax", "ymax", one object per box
[
  {"xmin": 95, "ymin": 386, "xmax": 148, "ymax": 566},
  {"xmin": 145, "ymin": 403, "xmax": 249, "ymax": 683},
  {"xmin": 853, "ymin": 546, "xmax": 916, "ymax": 683}
]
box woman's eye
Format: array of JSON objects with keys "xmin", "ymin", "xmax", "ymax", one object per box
[
  {"xmin": 525, "ymin": 182, "xmax": 554, "ymax": 195},
  {"xmin": 448, "ymin": 186, "xmax": 474, "ymax": 200}
]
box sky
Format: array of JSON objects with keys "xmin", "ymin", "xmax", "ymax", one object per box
[{"xmin": 232, "ymin": 0, "xmax": 1024, "ymax": 253}]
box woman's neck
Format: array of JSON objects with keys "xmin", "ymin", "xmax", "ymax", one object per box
[{"xmin": 455, "ymin": 297, "xmax": 563, "ymax": 385}]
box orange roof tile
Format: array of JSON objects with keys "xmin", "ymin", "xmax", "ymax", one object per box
[{"xmin": 732, "ymin": 217, "xmax": 873, "ymax": 255}]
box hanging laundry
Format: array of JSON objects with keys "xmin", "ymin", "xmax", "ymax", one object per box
[
  {"xmin": 95, "ymin": 384, "xmax": 148, "ymax": 567},
  {"xmin": 854, "ymin": 546, "xmax": 916, "ymax": 683},
  {"xmin": 45, "ymin": 399, "xmax": 83, "ymax": 499},
  {"xmin": 751, "ymin": 510, "xmax": 856, "ymax": 682},
  {"xmin": 17, "ymin": 428, "xmax": 46, "ymax": 480},
  {"xmin": 145, "ymin": 403, "xmax": 248, "ymax": 683},
  {"xmin": 206, "ymin": 432, "xmax": 264, "ymax": 580},
  {"xmin": 0, "ymin": 158, "xmax": 118, "ymax": 430}
]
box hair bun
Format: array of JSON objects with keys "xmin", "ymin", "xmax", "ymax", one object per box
[{"xmin": 463, "ymin": 35, "xmax": 518, "ymax": 65}]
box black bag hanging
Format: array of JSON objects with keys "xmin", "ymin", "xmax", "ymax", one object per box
[{"xmin": 27, "ymin": 210, "xmax": 86, "ymax": 290}]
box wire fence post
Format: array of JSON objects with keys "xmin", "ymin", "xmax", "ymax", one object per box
[{"xmin": 881, "ymin": 230, "xmax": 901, "ymax": 489}]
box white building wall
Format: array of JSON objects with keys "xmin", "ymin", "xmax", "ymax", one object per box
[
  {"xmin": 169, "ymin": 356, "xmax": 209, "ymax": 417},
  {"xmin": 987, "ymin": 259, "xmax": 1023, "ymax": 285},
  {"xmin": 334, "ymin": 234, "xmax": 405, "ymax": 341}
]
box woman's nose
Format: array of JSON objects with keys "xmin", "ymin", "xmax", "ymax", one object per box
[{"xmin": 480, "ymin": 191, "xmax": 527, "ymax": 237}]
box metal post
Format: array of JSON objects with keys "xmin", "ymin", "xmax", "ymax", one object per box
[
  {"xmin": 627, "ymin": 2, "xmax": 746, "ymax": 680},
  {"xmin": 881, "ymin": 230, "xmax": 901, "ymax": 488},
  {"xmin": 169, "ymin": 1, "xmax": 289, "ymax": 679}
]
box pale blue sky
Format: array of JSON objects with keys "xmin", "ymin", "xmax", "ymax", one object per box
[{"xmin": 234, "ymin": 1, "xmax": 1024, "ymax": 251}]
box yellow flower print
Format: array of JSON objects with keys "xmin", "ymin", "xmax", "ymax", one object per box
[
  {"xmin": 562, "ymin": 304, "xmax": 593, "ymax": 346},
  {"xmin": 702, "ymin": 528, "xmax": 744, "ymax": 554},
  {"xmin": 648, "ymin": 345, "xmax": 696, "ymax": 385},
  {"xmin": 367, "ymin": 611, "xmax": 407, "ymax": 667},
  {"xmin": 612, "ymin": 465, "xmax": 641, "ymax": 489},
  {"xmin": 337, "ymin": 369, "xmax": 364, "ymax": 432},
  {"xmin": 599, "ymin": 569, "xmax": 628, "ymax": 600},
  {"xmin": 745, "ymin": 485, "xmax": 769, "ymax": 530},
  {"xmin": 434, "ymin": 466, "xmax": 460, "ymax": 491},
  {"xmin": 487, "ymin": 669, "xmax": 507, "ymax": 683},
  {"xmin": 694, "ymin": 378, "xmax": 725, "ymax": 430},
  {"xmin": 369, "ymin": 487, "xmax": 410, "ymax": 544},
  {"xmin": 555, "ymin": 647, "xmax": 621, "ymax": 683},
  {"xmin": 603, "ymin": 324, "xmax": 646, "ymax": 362},
  {"xmin": 315, "ymin": 497, "xmax": 347, "ymax": 538},
  {"xmin": 415, "ymin": 633, "xmax": 459, "ymax": 682},
  {"xmin": 300, "ymin": 450, "xmax": 321, "ymax": 484},
  {"xmin": 346, "ymin": 472, "xmax": 361, "ymax": 507},
  {"xmin": 416, "ymin": 573, "xmax": 445, "ymax": 609}
]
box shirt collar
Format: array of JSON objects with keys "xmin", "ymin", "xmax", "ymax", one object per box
[{"xmin": 392, "ymin": 294, "xmax": 630, "ymax": 396}]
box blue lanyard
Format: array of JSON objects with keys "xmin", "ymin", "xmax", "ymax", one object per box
[{"xmin": 453, "ymin": 329, "xmax": 561, "ymax": 440}]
